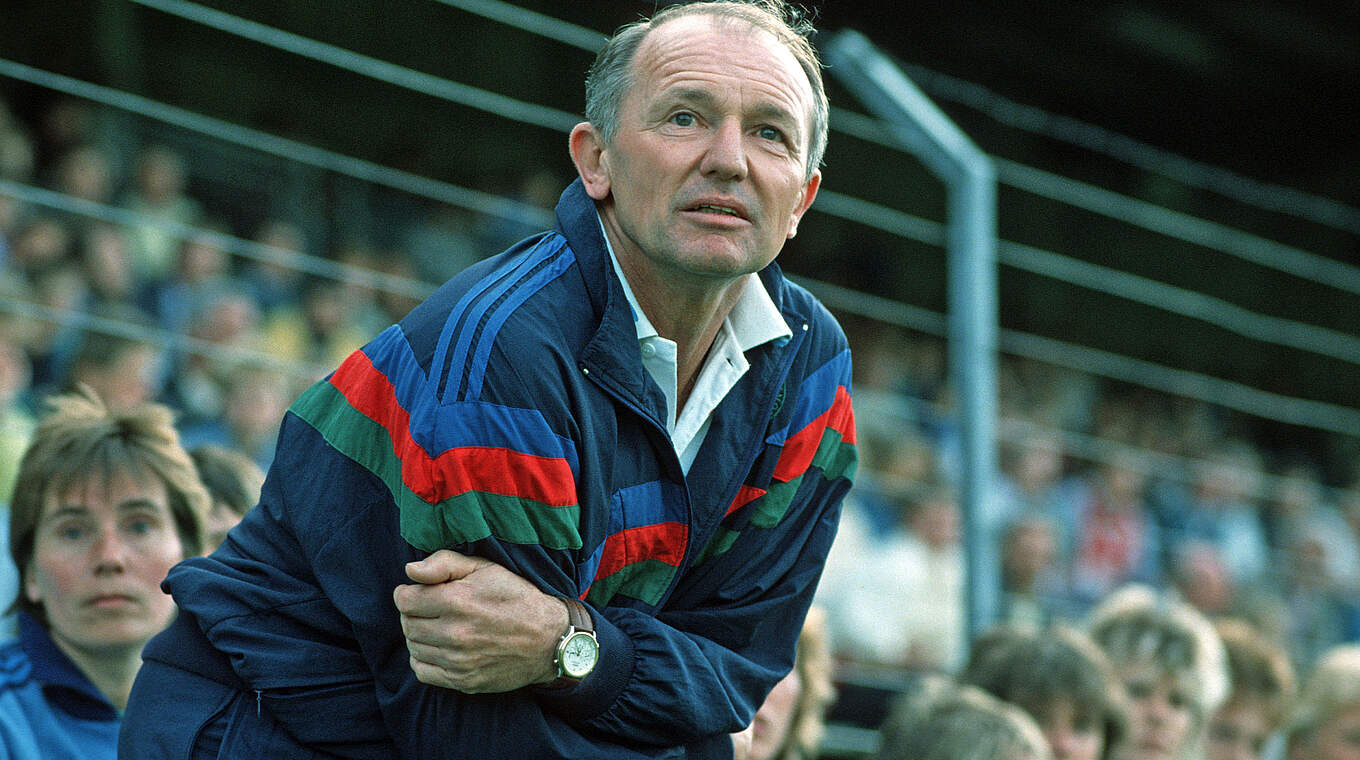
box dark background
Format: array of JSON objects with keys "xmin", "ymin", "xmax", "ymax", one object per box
[{"xmin": 3, "ymin": 0, "xmax": 1357, "ymax": 460}]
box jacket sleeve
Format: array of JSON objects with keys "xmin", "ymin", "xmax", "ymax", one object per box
[{"xmin": 167, "ymin": 411, "xmax": 683, "ymax": 760}]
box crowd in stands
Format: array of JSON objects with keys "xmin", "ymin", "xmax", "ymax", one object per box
[{"xmin": 1, "ymin": 89, "xmax": 1359, "ymax": 760}]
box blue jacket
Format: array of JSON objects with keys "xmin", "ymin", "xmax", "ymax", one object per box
[
  {"xmin": 0, "ymin": 614, "xmax": 120, "ymax": 760},
  {"xmin": 121, "ymin": 180, "xmax": 856, "ymax": 759}
]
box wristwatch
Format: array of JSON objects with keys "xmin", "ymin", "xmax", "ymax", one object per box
[{"xmin": 552, "ymin": 597, "xmax": 599, "ymax": 684}]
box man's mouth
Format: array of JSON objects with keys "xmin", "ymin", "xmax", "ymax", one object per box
[{"xmin": 691, "ymin": 204, "xmax": 743, "ymax": 218}]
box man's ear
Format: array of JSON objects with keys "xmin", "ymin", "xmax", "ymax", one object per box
[
  {"xmin": 569, "ymin": 122, "xmax": 612, "ymax": 201},
  {"xmin": 786, "ymin": 170, "xmax": 821, "ymax": 239}
]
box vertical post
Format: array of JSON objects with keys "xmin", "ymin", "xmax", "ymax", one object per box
[{"xmin": 825, "ymin": 29, "xmax": 1000, "ymax": 641}]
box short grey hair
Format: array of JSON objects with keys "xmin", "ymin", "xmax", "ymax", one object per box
[{"xmin": 584, "ymin": 0, "xmax": 828, "ymax": 182}]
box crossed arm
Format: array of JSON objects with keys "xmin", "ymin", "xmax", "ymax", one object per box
[{"xmin": 393, "ymin": 550, "xmax": 755, "ymax": 759}]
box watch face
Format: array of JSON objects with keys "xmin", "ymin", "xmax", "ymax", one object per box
[{"xmin": 561, "ymin": 632, "xmax": 598, "ymax": 678}]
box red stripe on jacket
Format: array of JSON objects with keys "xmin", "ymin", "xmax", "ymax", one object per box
[{"xmin": 329, "ymin": 352, "xmax": 577, "ymax": 506}]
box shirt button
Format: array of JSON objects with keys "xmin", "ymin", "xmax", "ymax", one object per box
[{"xmin": 641, "ymin": 343, "xmax": 657, "ymax": 358}]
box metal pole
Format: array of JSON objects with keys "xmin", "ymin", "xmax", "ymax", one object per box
[{"xmin": 825, "ymin": 29, "xmax": 1001, "ymax": 642}]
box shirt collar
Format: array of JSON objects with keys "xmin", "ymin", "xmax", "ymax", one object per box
[{"xmin": 598, "ymin": 212, "xmax": 791, "ymax": 351}]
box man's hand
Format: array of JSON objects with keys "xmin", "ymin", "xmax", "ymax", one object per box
[{"xmin": 394, "ymin": 550, "xmax": 568, "ymax": 693}]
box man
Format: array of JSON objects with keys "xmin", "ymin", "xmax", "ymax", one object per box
[{"xmin": 120, "ymin": 2, "xmax": 856, "ymax": 758}]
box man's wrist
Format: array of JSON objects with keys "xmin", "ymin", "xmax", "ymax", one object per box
[{"xmin": 545, "ymin": 596, "xmax": 599, "ymax": 687}]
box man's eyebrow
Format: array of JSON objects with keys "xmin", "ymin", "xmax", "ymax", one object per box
[
  {"xmin": 659, "ymin": 87, "xmax": 802, "ymax": 130},
  {"xmin": 657, "ymin": 86, "xmax": 720, "ymax": 111}
]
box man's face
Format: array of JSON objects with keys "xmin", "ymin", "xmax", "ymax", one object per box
[{"xmin": 591, "ymin": 15, "xmax": 820, "ymax": 291}]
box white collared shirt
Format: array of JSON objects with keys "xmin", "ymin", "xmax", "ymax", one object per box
[{"xmin": 600, "ymin": 215, "xmax": 791, "ymax": 473}]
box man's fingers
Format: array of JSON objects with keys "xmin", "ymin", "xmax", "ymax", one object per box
[
  {"xmin": 393, "ymin": 581, "xmax": 457, "ymax": 618},
  {"xmin": 404, "ymin": 549, "xmax": 492, "ymax": 584}
]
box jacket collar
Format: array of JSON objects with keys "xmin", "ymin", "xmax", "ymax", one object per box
[
  {"xmin": 18, "ymin": 612, "xmax": 118, "ymax": 721},
  {"xmin": 554, "ymin": 179, "xmax": 798, "ymax": 414}
]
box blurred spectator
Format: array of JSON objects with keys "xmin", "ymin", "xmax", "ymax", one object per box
[
  {"xmin": 995, "ymin": 432, "xmax": 1075, "ymax": 529},
  {"xmin": 963, "ymin": 624, "xmax": 1128, "ymax": 760},
  {"xmin": 242, "ymin": 218, "xmax": 307, "ymax": 317},
  {"xmin": 7, "ymin": 214, "xmax": 72, "ymax": 284},
  {"xmin": 1163, "ymin": 441, "xmax": 1270, "ymax": 588},
  {"xmin": 830, "ymin": 481, "xmax": 965, "ymax": 672},
  {"xmin": 1273, "ymin": 519, "xmax": 1354, "ymax": 673},
  {"xmin": 399, "ymin": 204, "xmax": 486, "ymax": 285},
  {"xmin": 150, "ymin": 220, "xmax": 243, "ymax": 336},
  {"xmin": 0, "ymin": 387, "xmax": 207, "ymax": 757},
  {"xmin": 369, "ymin": 253, "xmax": 425, "ymax": 325},
  {"xmin": 180, "ymin": 365, "xmax": 293, "ymax": 472},
  {"xmin": 78, "ymin": 222, "xmax": 148, "ymax": 313},
  {"xmin": 0, "ymin": 338, "xmax": 35, "ymax": 504},
  {"xmin": 0, "ymin": 124, "xmax": 36, "ymax": 183},
  {"xmin": 748, "ymin": 606, "xmax": 837, "ymax": 760},
  {"xmin": 120, "ymin": 144, "xmax": 203, "ymax": 283},
  {"xmin": 332, "ymin": 241, "xmax": 392, "ymax": 338},
  {"xmin": 1089, "ymin": 585, "xmax": 1230, "ymax": 760},
  {"xmin": 261, "ymin": 274, "xmax": 370, "ymax": 375},
  {"xmin": 1069, "ymin": 454, "xmax": 1162, "ymax": 612},
  {"xmin": 1263, "ymin": 464, "xmax": 1360, "ymax": 593},
  {"xmin": 1280, "ymin": 644, "xmax": 1360, "ymax": 760},
  {"xmin": 170, "ymin": 291, "xmax": 265, "ymax": 424},
  {"xmin": 476, "ymin": 168, "xmax": 565, "ymax": 252},
  {"xmin": 999, "ymin": 513, "xmax": 1069, "ymax": 629},
  {"xmin": 1170, "ymin": 540, "xmax": 1236, "ymax": 618},
  {"xmin": 1205, "ymin": 619, "xmax": 1295, "ymax": 760},
  {"xmin": 26, "ymin": 264, "xmax": 90, "ymax": 392},
  {"xmin": 34, "ymin": 97, "xmax": 98, "ymax": 169},
  {"xmin": 66, "ymin": 330, "xmax": 164, "ymax": 412},
  {"xmin": 877, "ymin": 675, "xmax": 1053, "ymax": 760},
  {"xmin": 49, "ymin": 143, "xmax": 115, "ymax": 215},
  {"xmin": 189, "ymin": 444, "xmax": 265, "ymax": 553}
]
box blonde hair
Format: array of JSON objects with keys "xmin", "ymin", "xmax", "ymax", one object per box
[
  {"xmin": 879, "ymin": 676, "xmax": 1052, "ymax": 760},
  {"xmin": 8, "ymin": 386, "xmax": 209, "ymax": 624},
  {"xmin": 1282, "ymin": 644, "xmax": 1360, "ymax": 754},
  {"xmin": 1215, "ymin": 618, "xmax": 1296, "ymax": 728},
  {"xmin": 1089, "ymin": 585, "xmax": 1229, "ymax": 759},
  {"xmin": 778, "ymin": 605, "xmax": 837, "ymax": 759}
]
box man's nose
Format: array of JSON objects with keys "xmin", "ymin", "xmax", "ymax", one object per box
[{"xmin": 700, "ymin": 120, "xmax": 748, "ymax": 181}]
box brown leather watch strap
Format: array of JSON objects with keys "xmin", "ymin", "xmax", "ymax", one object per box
[{"xmin": 562, "ymin": 596, "xmax": 593, "ymax": 634}]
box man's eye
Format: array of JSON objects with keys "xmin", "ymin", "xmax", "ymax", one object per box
[
  {"xmin": 671, "ymin": 112, "xmax": 695, "ymax": 127},
  {"xmin": 757, "ymin": 126, "xmax": 784, "ymax": 142}
]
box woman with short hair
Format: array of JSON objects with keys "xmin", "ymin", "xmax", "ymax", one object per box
[
  {"xmin": 0, "ymin": 388, "xmax": 207, "ymax": 758},
  {"xmin": 1281, "ymin": 644, "xmax": 1360, "ymax": 760},
  {"xmin": 1089, "ymin": 585, "xmax": 1230, "ymax": 760}
]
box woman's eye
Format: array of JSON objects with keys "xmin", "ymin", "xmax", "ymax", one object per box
[
  {"xmin": 126, "ymin": 518, "xmax": 155, "ymax": 536},
  {"xmin": 58, "ymin": 525, "xmax": 88, "ymax": 541}
]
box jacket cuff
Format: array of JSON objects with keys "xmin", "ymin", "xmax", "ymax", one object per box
[{"xmin": 532, "ymin": 603, "xmax": 634, "ymax": 722}]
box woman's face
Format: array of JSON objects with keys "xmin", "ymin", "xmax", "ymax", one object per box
[
  {"xmin": 1206, "ymin": 695, "xmax": 1272, "ymax": 760},
  {"xmin": 1114, "ymin": 661, "xmax": 1197, "ymax": 760},
  {"xmin": 1295, "ymin": 704, "xmax": 1360, "ymax": 760},
  {"xmin": 1036, "ymin": 696, "xmax": 1105, "ymax": 760},
  {"xmin": 25, "ymin": 469, "xmax": 185, "ymax": 656},
  {"xmin": 749, "ymin": 669, "xmax": 802, "ymax": 760}
]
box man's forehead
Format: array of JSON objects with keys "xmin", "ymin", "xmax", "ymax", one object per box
[{"xmin": 634, "ymin": 14, "xmax": 813, "ymax": 101}]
